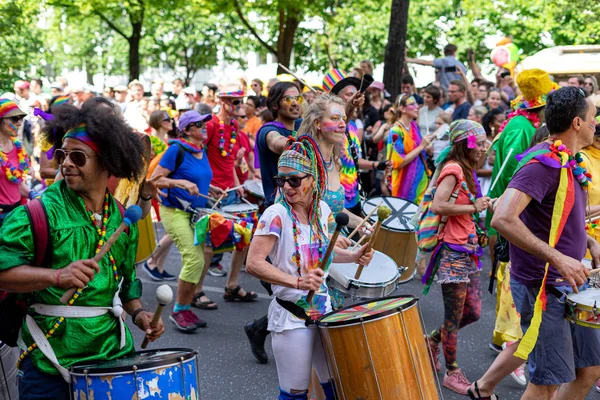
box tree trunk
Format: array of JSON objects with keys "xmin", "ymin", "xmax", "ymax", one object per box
[
  {"xmin": 383, "ymin": 0, "xmax": 410, "ymax": 102},
  {"xmin": 275, "ymin": 11, "xmax": 300, "ymax": 74},
  {"xmin": 129, "ymin": 20, "xmax": 142, "ymax": 82}
]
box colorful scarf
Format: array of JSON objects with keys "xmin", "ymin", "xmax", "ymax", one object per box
[{"xmin": 168, "ymin": 137, "xmax": 204, "ymax": 153}]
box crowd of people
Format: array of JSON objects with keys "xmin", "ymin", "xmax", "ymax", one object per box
[{"xmin": 2, "ymin": 42, "xmax": 600, "ymax": 400}]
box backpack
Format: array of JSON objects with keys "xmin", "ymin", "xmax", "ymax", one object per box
[
  {"xmin": 0, "ymin": 197, "xmax": 128, "ymax": 347},
  {"xmin": 146, "ymin": 141, "xmax": 186, "ymax": 180},
  {"xmin": 416, "ymin": 184, "xmax": 460, "ymax": 252}
]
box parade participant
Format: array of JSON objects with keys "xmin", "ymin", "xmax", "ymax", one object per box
[
  {"xmin": 245, "ymin": 81, "xmax": 303, "ymax": 364},
  {"xmin": 234, "ymin": 106, "xmax": 256, "ymax": 183},
  {"xmin": 486, "ymin": 69, "xmax": 558, "ymax": 352},
  {"xmin": 0, "ymin": 103, "xmax": 164, "ymax": 399},
  {"xmin": 468, "ymin": 87, "xmax": 600, "ymax": 400},
  {"xmin": 0, "ymin": 98, "xmax": 29, "ymax": 228},
  {"xmin": 386, "ymin": 94, "xmax": 435, "ymax": 204},
  {"xmin": 151, "ymin": 111, "xmax": 224, "ymax": 331},
  {"xmin": 244, "ymin": 95, "xmax": 262, "ymax": 145},
  {"xmin": 422, "ymin": 120, "xmax": 491, "ymax": 395},
  {"xmin": 251, "ymin": 78, "xmax": 267, "ymax": 108},
  {"xmin": 246, "ymin": 136, "xmax": 373, "ymax": 400},
  {"xmin": 406, "ymin": 44, "xmax": 466, "ymax": 90}
]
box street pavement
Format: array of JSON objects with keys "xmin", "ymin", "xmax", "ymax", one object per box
[{"xmin": 128, "ymin": 243, "xmax": 600, "ymax": 400}]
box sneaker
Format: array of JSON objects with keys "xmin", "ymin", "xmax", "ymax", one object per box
[
  {"xmin": 208, "ymin": 264, "xmax": 227, "ymax": 277},
  {"xmin": 596, "ymin": 378, "xmax": 600, "ymax": 393},
  {"xmin": 245, "ymin": 321, "xmax": 269, "ymax": 364},
  {"xmin": 143, "ymin": 261, "xmax": 164, "ymax": 281},
  {"xmin": 169, "ymin": 311, "xmax": 197, "ymax": 332},
  {"xmin": 426, "ymin": 336, "xmax": 441, "ymax": 372},
  {"xmin": 443, "ymin": 368, "xmax": 471, "ymax": 395},
  {"xmin": 161, "ymin": 270, "xmax": 177, "ymax": 281},
  {"xmin": 488, "ymin": 342, "xmax": 502, "ymax": 354},
  {"xmin": 503, "ymin": 342, "xmax": 527, "ymax": 386},
  {"xmin": 184, "ymin": 310, "xmax": 207, "ymax": 328}
]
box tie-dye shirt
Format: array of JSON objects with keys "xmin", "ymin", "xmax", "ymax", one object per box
[
  {"xmin": 387, "ymin": 120, "xmax": 430, "ymax": 204},
  {"xmin": 340, "ymin": 121, "xmax": 362, "ymax": 208},
  {"xmin": 255, "ymin": 201, "xmax": 334, "ymax": 332}
]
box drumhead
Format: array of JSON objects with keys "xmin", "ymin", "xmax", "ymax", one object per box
[
  {"xmin": 567, "ymin": 288, "xmax": 600, "ymax": 308},
  {"xmin": 221, "ymin": 203, "xmax": 259, "ymax": 213},
  {"xmin": 317, "ymin": 295, "xmax": 417, "ymax": 327},
  {"xmin": 362, "ymin": 196, "xmax": 418, "ymax": 232},
  {"xmin": 244, "ymin": 180, "xmax": 265, "ymax": 198},
  {"xmin": 329, "ymin": 251, "xmax": 399, "ymax": 288},
  {"xmin": 70, "ymin": 348, "xmax": 195, "ymax": 374}
]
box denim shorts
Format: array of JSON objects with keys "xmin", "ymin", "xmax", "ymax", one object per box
[{"xmin": 511, "ymin": 277, "xmax": 600, "ymax": 385}]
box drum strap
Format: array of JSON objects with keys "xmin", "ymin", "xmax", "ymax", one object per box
[{"xmin": 276, "ymin": 298, "xmax": 314, "ymax": 326}]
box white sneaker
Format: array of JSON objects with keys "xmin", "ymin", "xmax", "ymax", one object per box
[
  {"xmin": 595, "ymin": 378, "xmax": 600, "ymax": 393},
  {"xmin": 503, "ymin": 342, "xmax": 527, "ymax": 387}
]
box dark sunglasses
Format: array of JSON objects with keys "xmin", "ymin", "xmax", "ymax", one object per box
[
  {"xmin": 231, "ymin": 99, "xmax": 242, "ymax": 106},
  {"xmin": 54, "ymin": 149, "xmax": 97, "ymax": 167},
  {"xmin": 163, "ymin": 117, "xmax": 173, "ymax": 122},
  {"xmin": 189, "ymin": 121, "xmax": 206, "ymax": 129},
  {"xmin": 5, "ymin": 116, "xmax": 24, "ymax": 124},
  {"xmin": 273, "ymin": 174, "xmax": 310, "ymax": 188}
]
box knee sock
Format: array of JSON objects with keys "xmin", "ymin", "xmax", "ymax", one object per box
[
  {"xmin": 174, "ymin": 303, "xmax": 190, "ymax": 313},
  {"xmin": 278, "ymin": 388, "xmax": 307, "ymax": 400},
  {"xmin": 320, "ymin": 380, "xmax": 336, "ymax": 400}
]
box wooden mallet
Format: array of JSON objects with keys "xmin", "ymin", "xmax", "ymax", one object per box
[
  {"xmin": 60, "ymin": 205, "xmax": 143, "ymax": 304},
  {"xmin": 354, "ymin": 206, "xmax": 392, "ymax": 279},
  {"xmin": 306, "ymin": 213, "xmax": 349, "ymax": 303},
  {"xmin": 141, "ymin": 284, "xmax": 173, "ymax": 349}
]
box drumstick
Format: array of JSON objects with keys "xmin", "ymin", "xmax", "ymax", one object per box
[
  {"xmin": 211, "ymin": 188, "xmax": 229, "ymax": 210},
  {"xmin": 488, "ymin": 148, "xmax": 513, "ymax": 195},
  {"xmin": 277, "ymin": 64, "xmax": 317, "ymax": 93},
  {"xmin": 306, "ymin": 213, "xmax": 349, "ymax": 303},
  {"xmin": 354, "ymin": 206, "xmax": 392, "ymax": 279},
  {"xmin": 586, "ymin": 215, "xmax": 600, "ymax": 223},
  {"xmin": 60, "ymin": 205, "xmax": 143, "ymax": 304},
  {"xmin": 556, "ymin": 267, "xmax": 600, "ymax": 282},
  {"xmin": 225, "ymin": 184, "xmax": 245, "ymax": 193},
  {"xmin": 198, "ymin": 193, "xmax": 217, "ymax": 202},
  {"xmin": 141, "ymin": 285, "xmax": 173, "ymax": 349},
  {"xmin": 347, "ymin": 201, "xmax": 382, "ymax": 238},
  {"xmin": 350, "ymin": 234, "xmax": 369, "ymax": 251}
]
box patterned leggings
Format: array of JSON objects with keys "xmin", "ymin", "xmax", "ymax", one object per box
[{"xmin": 431, "ymin": 272, "xmax": 482, "ymax": 370}]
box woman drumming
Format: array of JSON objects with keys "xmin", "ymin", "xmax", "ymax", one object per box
[
  {"xmin": 386, "ymin": 94, "xmax": 435, "ymax": 203},
  {"xmin": 423, "ymin": 120, "xmax": 492, "ymax": 395},
  {"xmin": 151, "ymin": 111, "xmax": 225, "ymax": 332},
  {"xmin": 246, "ymin": 136, "xmax": 373, "ymax": 400}
]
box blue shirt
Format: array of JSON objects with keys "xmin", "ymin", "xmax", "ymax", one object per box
[
  {"xmin": 452, "ymin": 101, "xmax": 471, "ymax": 121},
  {"xmin": 257, "ymin": 119, "xmax": 302, "ymax": 205},
  {"xmin": 159, "ymin": 145, "xmax": 212, "ymax": 210}
]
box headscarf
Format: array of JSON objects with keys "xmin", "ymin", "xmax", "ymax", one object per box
[
  {"xmin": 435, "ymin": 119, "xmax": 486, "ymax": 166},
  {"xmin": 64, "ymin": 123, "xmax": 99, "ymax": 153}
]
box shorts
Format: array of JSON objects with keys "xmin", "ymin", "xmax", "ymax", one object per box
[
  {"xmin": 511, "ymin": 277, "xmax": 600, "ymax": 385},
  {"xmin": 160, "ymin": 206, "xmax": 206, "ymax": 284},
  {"xmin": 436, "ymin": 246, "xmax": 479, "ymax": 284}
]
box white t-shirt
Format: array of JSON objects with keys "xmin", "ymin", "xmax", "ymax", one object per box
[{"xmin": 255, "ymin": 201, "xmax": 333, "ymax": 332}]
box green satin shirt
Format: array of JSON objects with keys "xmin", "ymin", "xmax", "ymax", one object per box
[{"xmin": 0, "ymin": 180, "xmax": 141, "ymax": 375}]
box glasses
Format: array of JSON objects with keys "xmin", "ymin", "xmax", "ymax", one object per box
[
  {"xmin": 283, "ymin": 95, "xmax": 304, "ymax": 105},
  {"xmin": 54, "ymin": 149, "xmax": 97, "ymax": 167},
  {"xmin": 273, "ymin": 174, "xmax": 310, "ymax": 188},
  {"xmin": 236, "ymin": 115, "xmax": 248, "ymax": 120},
  {"xmin": 230, "ymin": 99, "xmax": 242, "ymax": 106},
  {"xmin": 5, "ymin": 116, "xmax": 24, "ymax": 124},
  {"xmin": 189, "ymin": 121, "xmax": 206, "ymax": 129},
  {"xmin": 163, "ymin": 117, "xmax": 172, "ymax": 122}
]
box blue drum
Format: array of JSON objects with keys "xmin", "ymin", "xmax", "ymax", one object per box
[{"xmin": 70, "ymin": 348, "xmax": 198, "ymax": 400}]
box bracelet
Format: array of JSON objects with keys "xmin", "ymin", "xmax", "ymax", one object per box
[
  {"xmin": 131, "ymin": 308, "xmax": 145, "ymax": 326},
  {"xmin": 140, "ymin": 193, "xmax": 153, "ymax": 201},
  {"xmin": 297, "ymin": 277, "xmax": 301, "ymax": 290},
  {"xmin": 56, "ymin": 269, "xmax": 61, "ymax": 287}
]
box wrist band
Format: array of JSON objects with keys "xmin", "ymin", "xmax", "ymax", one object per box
[
  {"xmin": 140, "ymin": 193, "xmax": 153, "ymax": 201},
  {"xmin": 131, "ymin": 308, "xmax": 145, "ymax": 326},
  {"xmin": 56, "ymin": 269, "xmax": 61, "ymax": 287}
]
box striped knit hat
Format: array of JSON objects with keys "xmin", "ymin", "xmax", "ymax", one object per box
[
  {"xmin": 322, "ymin": 69, "xmax": 368, "ymax": 95},
  {"xmin": 0, "ymin": 98, "xmax": 26, "ymax": 119}
]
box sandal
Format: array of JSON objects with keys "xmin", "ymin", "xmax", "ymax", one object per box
[
  {"xmin": 191, "ymin": 292, "xmax": 218, "ymax": 310},
  {"xmin": 467, "ymin": 381, "xmax": 498, "ymax": 400},
  {"xmin": 224, "ymin": 285, "xmax": 258, "ymax": 302}
]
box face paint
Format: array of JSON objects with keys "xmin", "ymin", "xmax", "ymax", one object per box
[
  {"xmin": 322, "ymin": 121, "xmax": 341, "ymax": 132},
  {"xmin": 6, "ymin": 122, "xmax": 18, "ymax": 136},
  {"xmin": 404, "ymin": 96, "xmax": 417, "ymax": 106}
]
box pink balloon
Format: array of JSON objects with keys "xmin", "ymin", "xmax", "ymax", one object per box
[{"xmin": 491, "ymin": 46, "xmax": 510, "ymax": 67}]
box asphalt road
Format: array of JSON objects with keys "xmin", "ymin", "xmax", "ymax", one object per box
[{"xmin": 128, "ymin": 239, "xmax": 600, "ymax": 400}]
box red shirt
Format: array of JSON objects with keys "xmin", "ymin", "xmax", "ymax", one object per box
[
  {"xmin": 205, "ymin": 116, "xmax": 240, "ymax": 189},
  {"xmin": 235, "ymin": 131, "xmax": 251, "ymax": 184},
  {"xmin": 0, "ymin": 146, "xmax": 24, "ymax": 206}
]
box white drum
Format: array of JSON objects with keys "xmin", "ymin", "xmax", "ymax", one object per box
[
  {"xmin": 244, "ymin": 179, "xmax": 265, "ymax": 199},
  {"xmin": 328, "ymin": 251, "xmax": 403, "ymax": 299},
  {"xmin": 566, "ymin": 288, "xmax": 600, "ymax": 328}
]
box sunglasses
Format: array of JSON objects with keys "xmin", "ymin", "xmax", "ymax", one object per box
[
  {"xmin": 54, "ymin": 149, "xmax": 97, "ymax": 167},
  {"xmin": 273, "ymin": 174, "xmax": 310, "ymax": 188},
  {"xmin": 283, "ymin": 95, "xmax": 304, "ymax": 105},
  {"xmin": 231, "ymin": 99, "xmax": 242, "ymax": 106},
  {"xmin": 236, "ymin": 115, "xmax": 248, "ymax": 120},
  {"xmin": 5, "ymin": 116, "xmax": 24, "ymax": 124},
  {"xmin": 189, "ymin": 121, "xmax": 206, "ymax": 129},
  {"xmin": 163, "ymin": 117, "xmax": 173, "ymax": 122}
]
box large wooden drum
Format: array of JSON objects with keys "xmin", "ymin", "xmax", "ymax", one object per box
[{"xmin": 317, "ymin": 296, "xmax": 439, "ymax": 400}]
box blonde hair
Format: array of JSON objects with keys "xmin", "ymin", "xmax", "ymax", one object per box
[{"xmin": 297, "ymin": 93, "xmax": 345, "ymax": 166}]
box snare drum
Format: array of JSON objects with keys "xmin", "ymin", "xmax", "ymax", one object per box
[
  {"xmin": 362, "ymin": 196, "xmax": 419, "ymax": 283},
  {"xmin": 70, "ymin": 348, "xmax": 199, "ymax": 400},
  {"xmin": 317, "ymin": 296, "xmax": 439, "ymax": 400},
  {"xmin": 135, "ymin": 214, "xmax": 157, "ymax": 264},
  {"xmin": 328, "ymin": 251, "xmax": 403, "ymax": 299},
  {"xmin": 566, "ymin": 288, "xmax": 600, "ymax": 328},
  {"xmin": 244, "ymin": 179, "xmax": 265, "ymax": 211},
  {"xmin": 221, "ymin": 203, "xmax": 259, "ymax": 229}
]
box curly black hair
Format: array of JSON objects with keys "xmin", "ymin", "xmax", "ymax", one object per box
[{"xmin": 42, "ymin": 102, "xmax": 145, "ymax": 180}]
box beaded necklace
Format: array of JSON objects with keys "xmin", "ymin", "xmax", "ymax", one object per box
[
  {"xmin": 17, "ymin": 193, "xmax": 116, "ymax": 368},
  {"xmin": 0, "ymin": 137, "xmax": 30, "ymax": 183},
  {"xmin": 218, "ymin": 119, "xmax": 237, "ymax": 157},
  {"xmin": 290, "ymin": 207, "xmax": 324, "ymax": 277},
  {"xmin": 324, "ymin": 155, "xmax": 334, "ymax": 171},
  {"xmin": 549, "ymin": 139, "xmax": 592, "ymax": 190}
]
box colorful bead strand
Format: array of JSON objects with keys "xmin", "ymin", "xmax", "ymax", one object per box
[{"xmin": 218, "ymin": 119, "xmax": 237, "ymax": 157}]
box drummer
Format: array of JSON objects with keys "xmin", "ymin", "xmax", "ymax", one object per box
[
  {"xmin": 0, "ymin": 103, "xmax": 164, "ymax": 398},
  {"xmin": 151, "ymin": 110, "xmax": 225, "ymax": 332},
  {"xmin": 246, "ymin": 136, "xmax": 373, "ymax": 400}
]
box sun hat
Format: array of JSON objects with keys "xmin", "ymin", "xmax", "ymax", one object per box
[
  {"xmin": 0, "ymin": 98, "xmax": 27, "ymax": 119},
  {"xmin": 322, "ymin": 69, "xmax": 373, "ymax": 95},
  {"xmin": 218, "ymin": 82, "xmax": 245, "ymax": 98},
  {"xmin": 178, "ymin": 110, "xmax": 212, "ymax": 131},
  {"xmin": 510, "ymin": 69, "xmax": 560, "ymax": 111}
]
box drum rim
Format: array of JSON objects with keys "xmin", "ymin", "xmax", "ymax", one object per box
[
  {"xmin": 316, "ymin": 295, "xmax": 417, "ymax": 327},
  {"xmin": 361, "ymin": 196, "xmax": 417, "ymax": 232},
  {"xmin": 566, "ymin": 288, "xmax": 600, "ymax": 311},
  {"xmin": 221, "ymin": 204, "xmax": 259, "ymax": 212},
  {"xmin": 69, "ymin": 348, "xmax": 196, "ymax": 373}
]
